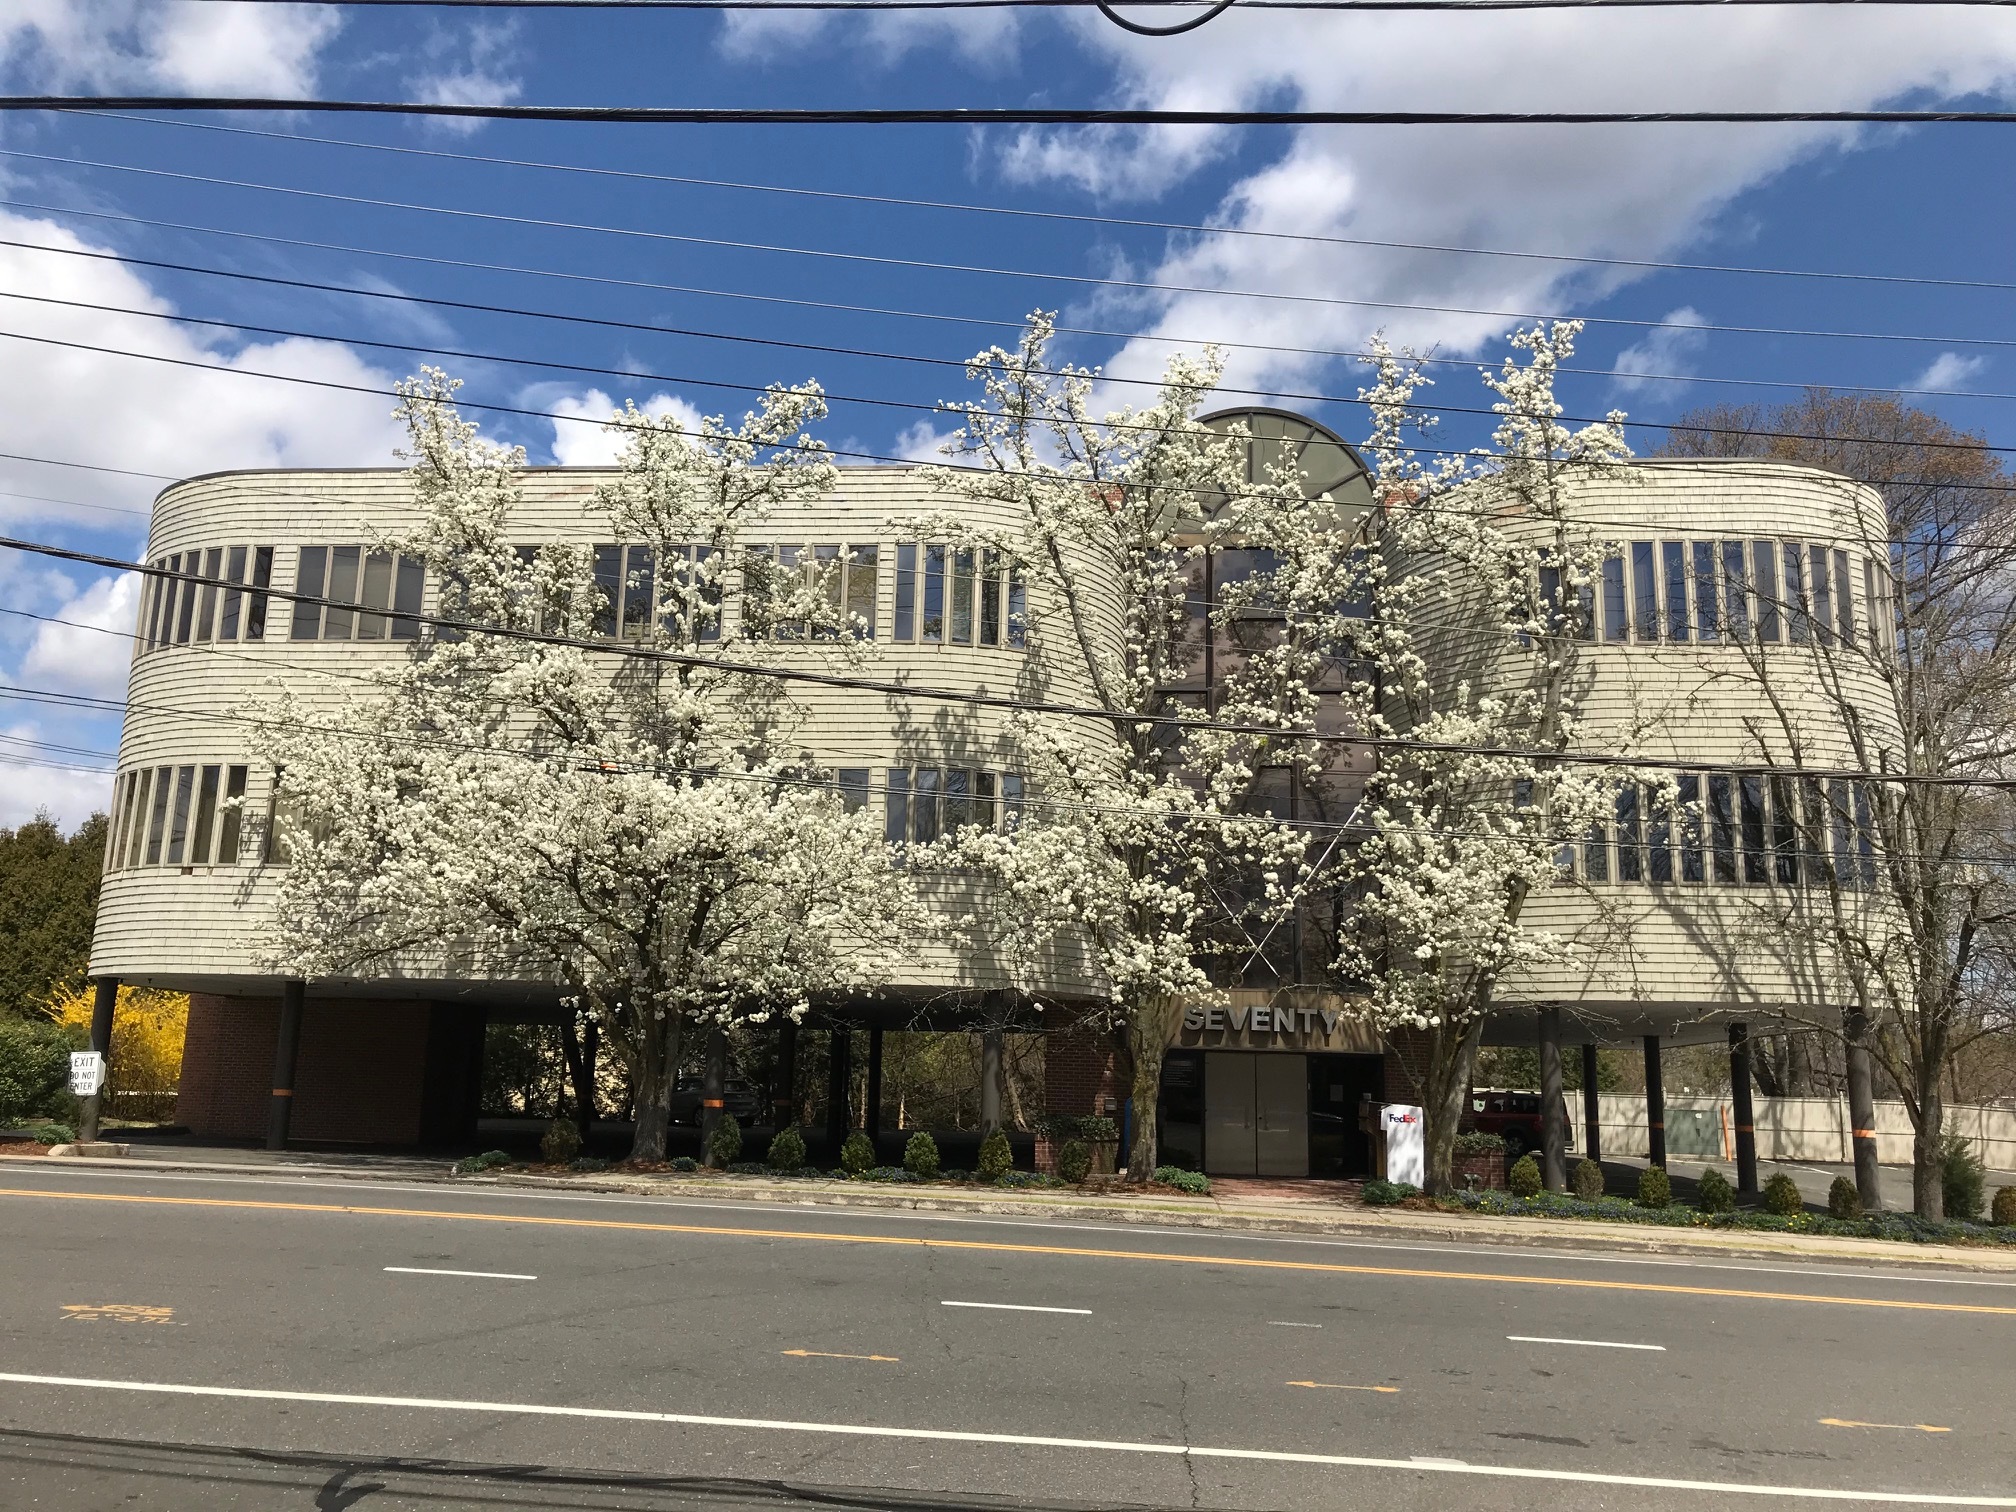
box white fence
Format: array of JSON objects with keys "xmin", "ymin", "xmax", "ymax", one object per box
[{"xmin": 1588, "ymin": 1094, "xmax": 2016, "ymax": 1171}]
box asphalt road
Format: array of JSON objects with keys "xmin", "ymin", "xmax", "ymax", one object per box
[{"xmin": 2, "ymin": 1164, "xmax": 2012, "ymax": 1512}]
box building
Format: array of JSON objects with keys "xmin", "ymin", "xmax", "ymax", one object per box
[{"xmin": 89, "ymin": 410, "xmax": 1896, "ymax": 1179}]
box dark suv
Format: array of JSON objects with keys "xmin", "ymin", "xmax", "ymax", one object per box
[{"xmin": 1464, "ymin": 1088, "xmax": 1574, "ymax": 1160}]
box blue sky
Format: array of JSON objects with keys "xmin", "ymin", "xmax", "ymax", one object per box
[{"xmin": 3, "ymin": 0, "xmax": 2016, "ymax": 824}]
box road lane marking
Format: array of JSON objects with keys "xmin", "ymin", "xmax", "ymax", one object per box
[
  {"xmin": 61, "ymin": 1305, "xmax": 175, "ymax": 1325},
  {"xmin": 1508, "ymin": 1336, "xmax": 1665, "ymax": 1351},
  {"xmin": 1288, "ymin": 1381, "xmax": 1400, "ymax": 1393},
  {"xmin": 1822, "ymin": 1419, "xmax": 1953, "ymax": 1434},
  {"xmin": 1, "ymin": 1370, "xmax": 2007, "ymax": 1505},
  {"xmin": 384, "ymin": 1267, "xmax": 536, "ymax": 1280},
  {"xmin": 780, "ymin": 1350, "xmax": 899, "ymax": 1362},
  {"xmin": 3, "ymin": 1187, "xmax": 2013, "ymax": 1318},
  {"xmin": 1268, "ymin": 1320, "xmax": 1323, "ymax": 1328},
  {"xmin": 941, "ymin": 1301, "xmax": 1090, "ymax": 1315}
]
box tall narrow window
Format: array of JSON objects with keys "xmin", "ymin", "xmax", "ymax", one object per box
[
  {"xmin": 921, "ymin": 545, "xmax": 946, "ymax": 643},
  {"xmin": 974, "ymin": 771, "xmax": 998, "ymax": 831},
  {"xmin": 949, "ymin": 549, "xmax": 975, "ymax": 644},
  {"xmin": 1854, "ymin": 783, "xmax": 1878, "ymax": 886},
  {"xmin": 1600, "ymin": 554, "xmax": 1627, "ymax": 642},
  {"xmin": 323, "ymin": 546, "xmax": 361, "ymax": 641},
  {"xmin": 1801, "ymin": 775, "xmax": 1829, "ymax": 883},
  {"xmin": 165, "ymin": 766, "xmax": 196, "ymax": 865},
  {"xmin": 1720, "ymin": 540, "xmax": 1749, "ymax": 639},
  {"xmin": 289, "ymin": 546, "xmax": 328, "ymax": 641},
  {"xmin": 1740, "ymin": 775, "xmax": 1768, "ymax": 883},
  {"xmin": 144, "ymin": 765, "xmax": 173, "ymax": 866},
  {"xmin": 811, "ymin": 545, "xmax": 842, "ymax": 640},
  {"xmin": 1614, "ymin": 787, "xmax": 1642, "ymax": 882},
  {"xmin": 219, "ymin": 546, "xmax": 248, "ymax": 641},
  {"xmin": 912, "ymin": 768, "xmax": 941, "ymax": 844},
  {"xmin": 1002, "ymin": 773, "xmax": 1025, "ymax": 831},
  {"xmin": 1783, "ymin": 541, "xmax": 1809, "ymax": 646},
  {"xmin": 1829, "ymin": 778, "xmax": 1854, "ymax": 888},
  {"xmin": 893, "ymin": 543, "xmax": 917, "ymax": 641},
  {"xmin": 1752, "ymin": 540, "xmax": 1781, "ymax": 643},
  {"xmin": 190, "ymin": 765, "xmax": 221, "ymax": 865},
  {"xmin": 157, "ymin": 555, "xmax": 184, "ymax": 649},
  {"xmin": 1662, "ymin": 542, "xmax": 1689, "ymax": 641},
  {"xmin": 1770, "ymin": 774, "xmax": 1800, "ymax": 883},
  {"xmin": 1631, "ymin": 541, "xmax": 1657, "ymax": 643},
  {"xmin": 1691, "ymin": 541, "xmax": 1718, "ymax": 641},
  {"xmin": 1006, "ymin": 562, "xmax": 1027, "ymax": 649},
  {"xmin": 944, "ymin": 768, "xmax": 972, "ymax": 830},
  {"xmin": 1678, "ymin": 773, "xmax": 1704, "ymax": 882},
  {"xmin": 835, "ymin": 768, "xmax": 871, "ymax": 813},
  {"xmin": 693, "ymin": 546, "xmax": 721, "ymax": 643},
  {"xmin": 592, "ymin": 544, "xmax": 623, "ymax": 639},
  {"xmin": 103, "ymin": 775, "xmax": 128, "ymax": 872},
  {"xmin": 980, "ymin": 548, "xmax": 1003, "ymax": 646},
  {"xmin": 1862, "ymin": 556, "xmax": 1879, "ymax": 651},
  {"xmin": 246, "ymin": 547, "xmax": 274, "ymax": 641},
  {"xmin": 1537, "ymin": 561, "xmax": 1561, "ymax": 635},
  {"xmin": 174, "ymin": 556, "xmax": 200, "ymax": 644},
  {"xmin": 1809, "ymin": 545, "xmax": 1833, "ymax": 647},
  {"xmin": 391, "ymin": 553, "xmax": 423, "ymax": 640},
  {"xmin": 1646, "ymin": 788, "xmax": 1673, "ymax": 884},
  {"xmin": 884, "ymin": 768, "xmax": 911, "ymax": 849},
  {"xmin": 216, "ymin": 766, "xmax": 247, "ymax": 864},
  {"xmin": 121, "ymin": 769, "xmax": 151, "ymax": 869},
  {"xmin": 622, "ymin": 545, "xmax": 656, "ymax": 641},
  {"xmin": 846, "ymin": 544, "xmax": 878, "ymax": 639},
  {"xmin": 1709, "ymin": 773, "xmax": 1737, "ymax": 883},
  {"xmin": 1834, "ymin": 548, "xmax": 1855, "ymax": 645},
  {"xmin": 1583, "ymin": 816, "xmax": 1610, "ymax": 881},
  {"xmin": 193, "ymin": 547, "xmax": 222, "ymax": 643},
  {"xmin": 142, "ymin": 562, "xmax": 167, "ymax": 652},
  {"xmin": 357, "ymin": 550, "xmax": 395, "ymax": 640}
]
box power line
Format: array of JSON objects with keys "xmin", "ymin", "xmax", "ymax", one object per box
[
  {"xmin": 145, "ymin": 0, "xmax": 2016, "ymax": 10},
  {"xmin": 20, "ymin": 151, "xmax": 2016, "ymax": 356},
  {"xmin": 16, "ymin": 96, "xmax": 2016, "ymax": 126},
  {"xmin": 86, "ymin": 109, "xmax": 2016, "ymax": 300}
]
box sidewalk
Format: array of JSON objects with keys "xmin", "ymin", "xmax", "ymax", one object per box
[{"xmin": 13, "ymin": 1141, "xmax": 2016, "ymax": 1274}]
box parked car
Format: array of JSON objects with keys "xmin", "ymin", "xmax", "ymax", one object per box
[
  {"xmin": 1463, "ymin": 1087, "xmax": 1574, "ymax": 1160},
  {"xmin": 667, "ymin": 1077, "xmax": 764, "ymax": 1127}
]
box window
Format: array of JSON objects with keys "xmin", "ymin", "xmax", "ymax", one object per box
[
  {"xmin": 893, "ymin": 543, "xmax": 917, "ymax": 641},
  {"xmin": 893, "ymin": 541, "xmax": 1023, "ymax": 650},
  {"xmin": 884, "ymin": 768, "xmax": 911, "ymax": 851},
  {"xmin": 1740, "ymin": 775, "xmax": 1768, "ymax": 883},
  {"xmin": 846, "ymin": 545, "xmax": 878, "ymax": 639},
  {"xmin": 1614, "ymin": 787, "xmax": 1642, "ymax": 882},
  {"xmin": 1646, "ymin": 787, "xmax": 1673, "ymax": 884},
  {"xmin": 1753, "ymin": 540, "xmax": 1781, "ymax": 642},
  {"xmin": 980, "ymin": 549, "xmax": 1003, "ymax": 646},
  {"xmin": 921, "ymin": 544, "xmax": 946, "ymax": 643},
  {"xmin": 192, "ymin": 548, "xmax": 222, "ymax": 644},
  {"xmin": 1709, "ymin": 774, "xmax": 1737, "ymax": 883},
  {"xmin": 1783, "ymin": 541, "xmax": 1809, "ymax": 646},
  {"xmin": 949, "ymin": 550, "xmax": 976, "ymax": 644},
  {"xmin": 1829, "ymin": 778, "xmax": 1854, "ymax": 889},
  {"xmin": 1770, "ymin": 774, "xmax": 1800, "ymax": 884},
  {"xmin": 1834, "ymin": 548, "xmax": 1855, "ymax": 645},
  {"xmin": 1002, "ymin": 772, "xmax": 1025, "ymax": 830},
  {"xmin": 290, "ymin": 545, "xmax": 425, "ymax": 642},
  {"xmin": 1631, "ymin": 542, "xmax": 1657, "ymax": 643},
  {"xmin": 1662, "ymin": 542, "xmax": 1689, "ymax": 641},
  {"xmin": 1720, "ymin": 541, "xmax": 1749, "ymax": 639},
  {"xmin": 834, "ymin": 768, "xmax": 872, "ymax": 813},
  {"xmin": 1582, "ymin": 816, "xmax": 1609, "ymax": 881},
  {"xmin": 740, "ymin": 543, "xmax": 875, "ymax": 641},
  {"xmin": 1801, "ymin": 774, "xmax": 1829, "ymax": 884},
  {"xmin": 1677, "ymin": 774, "xmax": 1704, "ymax": 883},
  {"xmin": 912, "ymin": 768, "xmax": 941, "ymax": 844},
  {"xmin": 1600, "ymin": 554, "xmax": 1627, "ymax": 642},
  {"xmin": 109, "ymin": 763, "xmax": 249, "ymax": 870},
  {"xmin": 1853, "ymin": 783, "xmax": 1878, "ymax": 886},
  {"xmin": 1809, "ymin": 545, "xmax": 1833, "ymax": 648},
  {"xmin": 880, "ymin": 766, "xmax": 1022, "ymax": 850},
  {"xmin": 592, "ymin": 544, "xmax": 624, "ymax": 638},
  {"xmin": 1691, "ymin": 542, "xmax": 1718, "ymax": 642}
]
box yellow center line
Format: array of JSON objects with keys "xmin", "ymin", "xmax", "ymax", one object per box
[
  {"xmin": 782, "ymin": 1349, "xmax": 900, "ymax": 1362},
  {"xmin": 3, "ymin": 1186, "xmax": 2012, "ymax": 1317},
  {"xmin": 1287, "ymin": 1381, "xmax": 1401, "ymax": 1393}
]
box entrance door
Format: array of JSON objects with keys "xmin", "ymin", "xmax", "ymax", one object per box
[
  {"xmin": 1203, "ymin": 1052, "xmax": 1257, "ymax": 1176},
  {"xmin": 1254, "ymin": 1054, "xmax": 1309, "ymax": 1176}
]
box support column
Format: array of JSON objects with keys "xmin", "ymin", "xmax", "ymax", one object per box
[
  {"xmin": 77, "ymin": 977, "xmax": 118, "ymax": 1142},
  {"xmin": 979, "ymin": 1028, "xmax": 1003, "ymax": 1137},
  {"xmin": 824, "ymin": 1025, "xmax": 851, "ymax": 1153},
  {"xmin": 1844, "ymin": 1004, "xmax": 1883, "ymax": 1213},
  {"xmin": 1729, "ymin": 1020, "xmax": 1759, "ymax": 1195},
  {"xmin": 1538, "ymin": 1007, "xmax": 1567, "ymax": 1192},
  {"xmin": 866, "ymin": 1025, "xmax": 885, "ymax": 1149},
  {"xmin": 773, "ymin": 1018, "xmax": 798, "ymax": 1131},
  {"xmin": 1643, "ymin": 1035, "xmax": 1667, "ymax": 1168},
  {"xmin": 266, "ymin": 980, "xmax": 304, "ymax": 1152},
  {"xmin": 1581, "ymin": 1042, "xmax": 1603, "ymax": 1165},
  {"xmin": 701, "ymin": 1024, "xmax": 728, "ymax": 1165}
]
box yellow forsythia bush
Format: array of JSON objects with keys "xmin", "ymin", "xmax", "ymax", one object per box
[{"xmin": 44, "ymin": 985, "xmax": 189, "ymax": 1123}]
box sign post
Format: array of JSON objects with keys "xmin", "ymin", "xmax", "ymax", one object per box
[{"xmin": 1382, "ymin": 1104, "xmax": 1426, "ymax": 1187}]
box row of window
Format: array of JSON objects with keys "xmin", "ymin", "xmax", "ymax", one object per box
[
  {"xmin": 1543, "ymin": 538, "xmax": 1886, "ymax": 649},
  {"xmin": 878, "ymin": 766, "xmax": 1028, "ymax": 846},
  {"xmin": 290, "ymin": 546, "xmax": 427, "ymax": 642},
  {"xmin": 138, "ymin": 547, "xmax": 276, "ymax": 653},
  {"xmin": 1575, "ymin": 771, "xmax": 1880, "ymax": 890},
  {"xmin": 891, "ymin": 544, "xmax": 1028, "ymax": 649},
  {"xmin": 105, "ymin": 764, "xmax": 250, "ymax": 871}
]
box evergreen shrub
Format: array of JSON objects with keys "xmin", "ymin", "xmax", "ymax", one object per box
[
  {"xmin": 903, "ymin": 1130, "xmax": 941, "ymax": 1179},
  {"xmin": 568, "ymin": 1156, "xmax": 608, "ymax": 1173},
  {"xmin": 27, "ymin": 1121, "xmax": 74, "ymax": 1145},
  {"xmin": 0, "ymin": 1017, "xmax": 73, "ymax": 1125},
  {"xmin": 1453, "ymin": 1131, "xmax": 1505, "ymax": 1153},
  {"xmin": 841, "ymin": 1130, "xmax": 877, "ymax": 1175},
  {"xmin": 1762, "ymin": 1172, "xmax": 1803, "ymax": 1214},
  {"xmin": 1572, "ymin": 1158, "xmax": 1604, "ymax": 1200},
  {"xmin": 1507, "ymin": 1154, "xmax": 1542, "ymax": 1197},
  {"xmin": 669, "ymin": 1155, "xmax": 698, "ymax": 1172},
  {"xmin": 1361, "ymin": 1178, "xmax": 1418, "ymax": 1206},
  {"xmin": 540, "ymin": 1118, "xmax": 582, "ymax": 1165},
  {"xmin": 1057, "ymin": 1139, "xmax": 1092, "ymax": 1184},
  {"xmin": 1992, "ymin": 1186, "xmax": 2016, "ymax": 1227},
  {"xmin": 766, "ymin": 1125, "xmax": 807, "ymax": 1171},
  {"xmin": 455, "ymin": 1149, "xmax": 513, "ymax": 1174},
  {"xmin": 1941, "ymin": 1136, "xmax": 1986, "ymax": 1222},
  {"xmin": 706, "ymin": 1113, "xmax": 743, "ymax": 1168},
  {"xmin": 976, "ymin": 1130, "xmax": 1014, "ymax": 1182},
  {"xmin": 1153, "ymin": 1166, "xmax": 1210, "ymax": 1195},
  {"xmin": 1636, "ymin": 1164, "xmax": 1671, "ymax": 1208},
  {"xmin": 1827, "ymin": 1175, "xmax": 1861, "ymax": 1220},
  {"xmin": 1697, "ymin": 1167, "xmax": 1735, "ymax": 1214}
]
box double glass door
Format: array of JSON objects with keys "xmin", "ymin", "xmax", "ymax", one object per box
[{"xmin": 1203, "ymin": 1052, "xmax": 1309, "ymax": 1176}]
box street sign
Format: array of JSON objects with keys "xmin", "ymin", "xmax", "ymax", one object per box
[{"xmin": 69, "ymin": 1051, "xmax": 106, "ymax": 1097}]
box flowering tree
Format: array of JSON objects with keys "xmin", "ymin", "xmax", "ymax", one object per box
[
  {"xmin": 1343, "ymin": 323, "xmax": 1637, "ymax": 1195},
  {"xmin": 253, "ymin": 371, "xmax": 916, "ymax": 1161},
  {"xmin": 914, "ymin": 315, "xmax": 1368, "ymax": 1175}
]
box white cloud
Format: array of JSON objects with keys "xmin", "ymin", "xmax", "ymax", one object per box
[
  {"xmin": 890, "ymin": 419, "xmax": 958, "ymax": 464},
  {"xmin": 545, "ymin": 388, "xmax": 708, "ymax": 467},
  {"xmin": 1908, "ymin": 351, "xmax": 1989, "ymax": 393},
  {"xmin": 0, "ymin": 0, "xmax": 340, "ymax": 94},
  {"xmin": 407, "ymin": 19, "xmax": 524, "ymax": 135},
  {"xmin": 717, "ymin": 1, "xmax": 1017, "ymax": 69},
  {"xmin": 1611, "ymin": 307, "xmax": 1710, "ymax": 393},
  {"xmin": 22, "ymin": 571, "xmax": 137, "ymax": 700},
  {"xmin": 0, "ymin": 720, "xmax": 114, "ymax": 829}
]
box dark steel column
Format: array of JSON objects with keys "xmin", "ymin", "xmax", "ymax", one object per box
[
  {"xmin": 1581, "ymin": 1042, "xmax": 1603, "ymax": 1164},
  {"xmin": 1845, "ymin": 1004, "xmax": 1883, "ymax": 1212},
  {"xmin": 77, "ymin": 977, "xmax": 119, "ymax": 1142},
  {"xmin": 701, "ymin": 1024, "xmax": 728, "ymax": 1165},
  {"xmin": 1729, "ymin": 1021, "xmax": 1759, "ymax": 1195},
  {"xmin": 866, "ymin": 1025, "xmax": 885, "ymax": 1149},
  {"xmin": 979, "ymin": 1028, "xmax": 1004, "ymax": 1137},
  {"xmin": 773, "ymin": 1018, "xmax": 798, "ymax": 1131},
  {"xmin": 824, "ymin": 1025, "xmax": 851, "ymax": 1151},
  {"xmin": 1643, "ymin": 1035, "xmax": 1667, "ymax": 1168},
  {"xmin": 1538, "ymin": 1007, "xmax": 1567, "ymax": 1192},
  {"xmin": 266, "ymin": 980, "xmax": 304, "ymax": 1151}
]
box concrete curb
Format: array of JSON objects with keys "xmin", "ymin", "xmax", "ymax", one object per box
[{"xmin": 17, "ymin": 1150, "xmax": 2014, "ymax": 1272}]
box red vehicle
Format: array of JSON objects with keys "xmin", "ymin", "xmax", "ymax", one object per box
[{"xmin": 1463, "ymin": 1087, "xmax": 1574, "ymax": 1161}]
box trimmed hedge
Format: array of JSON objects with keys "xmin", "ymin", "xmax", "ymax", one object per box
[
  {"xmin": 1994, "ymin": 1186, "xmax": 2016, "ymax": 1228},
  {"xmin": 1572, "ymin": 1159, "xmax": 1604, "ymax": 1201},
  {"xmin": 840, "ymin": 1130, "xmax": 877, "ymax": 1176},
  {"xmin": 1827, "ymin": 1175, "xmax": 1861, "ymax": 1220},
  {"xmin": 1362, "ymin": 1178, "xmax": 1419, "ymax": 1206},
  {"xmin": 975, "ymin": 1131, "xmax": 1014, "ymax": 1182},
  {"xmin": 455, "ymin": 1150, "xmax": 513, "ymax": 1174},
  {"xmin": 1637, "ymin": 1165, "xmax": 1672, "ymax": 1208},
  {"xmin": 1697, "ymin": 1167, "xmax": 1735, "ymax": 1214},
  {"xmin": 766, "ymin": 1126, "xmax": 807, "ymax": 1171},
  {"xmin": 903, "ymin": 1130, "xmax": 941, "ymax": 1180},
  {"xmin": 1453, "ymin": 1131, "xmax": 1505, "ymax": 1154},
  {"xmin": 1507, "ymin": 1154, "xmax": 1542, "ymax": 1198},
  {"xmin": 1762, "ymin": 1172, "xmax": 1804, "ymax": 1215},
  {"xmin": 1153, "ymin": 1166, "xmax": 1211, "ymax": 1195},
  {"xmin": 1452, "ymin": 1187, "xmax": 2016, "ymax": 1246}
]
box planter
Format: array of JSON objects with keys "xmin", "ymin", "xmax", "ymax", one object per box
[{"xmin": 1452, "ymin": 1150, "xmax": 1506, "ymax": 1191}]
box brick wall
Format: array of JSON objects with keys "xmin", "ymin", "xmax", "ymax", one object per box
[
  {"xmin": 177, "ymin": 993, "xmax": 469, "ymax": 1145},
  {"xmin": 1036, "ymin": 1010, "xmax": 1125, "ymax": 1172}
]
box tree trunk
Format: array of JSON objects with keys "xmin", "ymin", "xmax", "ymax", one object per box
[
  {"xmin": 1123, "ymin": 996, "xmax": 1184, "ymax": 1177},
  {"xmin": 629, "ymin": 1013, "xmax": 682, "ymax": 1163},
  {"xmin": 1912, "ymin": 1083, "xmax": 1946, "ymax": 1221},
  {"xmin": 1844, "ymin": 1005, "xmax": 1883, "ymax": 1214},
  {"xmin": 560, "ymin": 1017, "xmax": 599, "ymax": 1138},
  {"xmin": 1420, "ymin": 1018, "xmax": 1486, "ymax": 1196}
]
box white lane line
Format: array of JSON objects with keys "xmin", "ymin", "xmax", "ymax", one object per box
[
  {"xmin": 1508, "ymin": 1335, "xmax": 1665, "ymax": 1351},
  {"xmin": 1267, "ymin": 1320, "xmax": 1323, "ymax": 1328},
  {"xmin": 941, "ymin": 1300, "xmax": 1091, "ymax": 1315},
  {"xmin": 2, "ymin": 1370, "xmax": 2007, "ymax": 1505},
  {"xmin": 384, "ymin": 1267, "xmax": 536, "ymax": 1281}
]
